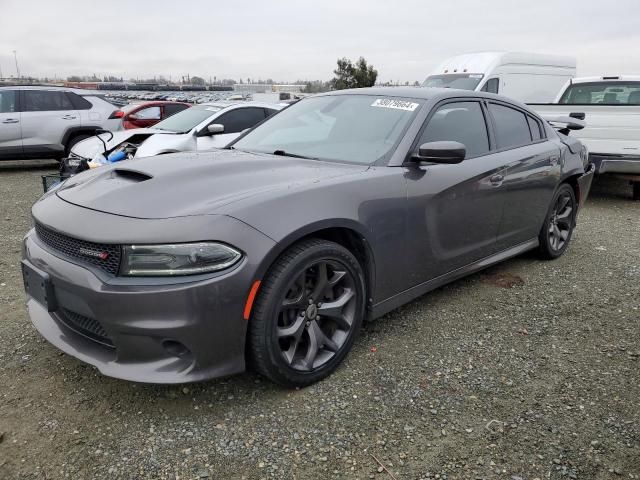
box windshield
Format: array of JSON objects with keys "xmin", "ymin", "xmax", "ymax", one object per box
[
  {"xmin": 152, "ymin": 105, "xmax": 220, "ymax": 133},
  {"xmin": 559, "ymin": 81, "xmax": 640, "ymax": 105},
  {"xmin": 232, "ymin": 95, "xmax": 422, "ymax": 164},
  {"xmin": 422, "ymin": 74, "xmax": 484, "ymax": 90}
]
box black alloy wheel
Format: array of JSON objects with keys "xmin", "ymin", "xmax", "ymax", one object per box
[
  {"xmin": 276, "ymin": 259, "xmax": 356, "ymax": 371},
  {"xmin": 538, "ymin": 183, "xmax": 576, "ymax": 259},
  {"xmin": 248, "ymin": 239, "xmax": 366, "ymax": 387}
]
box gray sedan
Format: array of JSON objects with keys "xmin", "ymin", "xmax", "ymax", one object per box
[{"xmin": 22, "ymin": 87, "xmax": 594, "ymax": 387}]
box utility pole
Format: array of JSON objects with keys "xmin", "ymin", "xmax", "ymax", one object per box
[{"xmin": 13, "ymin": 50, "xmax": 20, "ymax": 78}]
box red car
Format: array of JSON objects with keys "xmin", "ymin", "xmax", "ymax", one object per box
[{"xmin": 110, "ymin": 101, "xmax": 191, "ymax": 130}]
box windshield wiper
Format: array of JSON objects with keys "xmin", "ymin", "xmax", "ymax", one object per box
[{"xmin": 272, "ymin": 149, "xmax": 317, "ymax": 160}]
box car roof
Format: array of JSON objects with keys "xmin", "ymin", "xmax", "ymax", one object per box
[
  {"xmin": 199, "ymin": 101, "xmax": 284, "ymax": 110},
  {"xmin": 315, "ymin": 86, "xmax": 500, "ymax": 101},
  {"xmin": 0, "ymin": 85, "xmax": 104, "ymax": 96}
]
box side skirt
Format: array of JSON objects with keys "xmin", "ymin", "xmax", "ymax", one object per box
[{"xmin": 370, "ymin": 238, "xmax": 539, "ymax": 320}]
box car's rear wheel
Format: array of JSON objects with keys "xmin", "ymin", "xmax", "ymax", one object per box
[
  {"xmin": 248, "ymin": 239, "xmax": 366, "ymax": 387},
  {"xmin": 538, "ymin": 183, "xmax": 576, "ymax": 259}
]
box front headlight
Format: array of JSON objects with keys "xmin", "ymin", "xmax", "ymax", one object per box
[{"xmin": 120, "ymin": 242, "xmax": 242, "ymax": 277}]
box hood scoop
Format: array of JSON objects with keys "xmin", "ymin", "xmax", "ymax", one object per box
[{"xmin": 111, "ymin": 168, "xmax": 153, "ymax": 183}]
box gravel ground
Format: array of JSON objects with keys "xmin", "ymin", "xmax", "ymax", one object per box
[{"xmin": 0, "ymin": 161, "xmax": 638, "ymax": 480}]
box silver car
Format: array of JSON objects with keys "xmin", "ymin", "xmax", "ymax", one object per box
[
  {"xmin": 71, "ymin": 101, "xmax": 283, "ymax": 160},
  {"xmin": 0, "ymin": 86, "xmax": 121, "ymax": 160}
]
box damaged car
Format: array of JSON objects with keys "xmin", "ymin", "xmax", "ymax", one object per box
[
  {"xmin": 70, "ymin": 102, "xmax": 283, "ymax": 163},
  {"xmin": 22, "ymin": 88, "xmax": 594, "ymax": 387}
]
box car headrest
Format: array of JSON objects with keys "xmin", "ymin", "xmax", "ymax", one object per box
[{"xmin": 628, "ymin": 91, "xmax": 640, "ymax": 104}]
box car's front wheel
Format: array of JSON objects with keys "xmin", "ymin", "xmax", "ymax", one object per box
[
  {"xmin": 248, "ymin": 239, "xmax": 366, "ymax": 387},
  {"xmin": 538, "ymin": 183, "xmax": 577, "ymax": 259}
]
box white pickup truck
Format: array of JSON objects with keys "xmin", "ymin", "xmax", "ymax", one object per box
[{"xmin": 530, "ymin": 76, "xmax": 640, "ymax": 200}]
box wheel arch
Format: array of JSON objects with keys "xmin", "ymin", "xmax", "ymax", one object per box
[
  {"xmin": 254, "ymin": 220, "xmax": 377, "ymax": 315},
  {"xmin": 61, "ymin": 126, "xmax": 102, "ymax": 149},
  {"xmin": 561, "ymin": 173, "xmax": 582, "ymax": 209}
]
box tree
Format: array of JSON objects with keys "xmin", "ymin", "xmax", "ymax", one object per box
[
  {"xmin": 66, "ymin": 75, "xmax": 82, "ymax": 82},
  {"xmin": 302, "ymin": 80, "xmax": 330, "ymax": 94},
  {"xmin": 330, "ymin": 57, "xmax": 377, "ymax": 90},
  {"xmin": 191, "ymin": 76, "xmax": 206, "ymax": 86}
]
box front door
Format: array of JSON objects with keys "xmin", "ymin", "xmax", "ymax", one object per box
[{"xmin": 404, "ymin": 100, "xmax": 509, "ymax": 285}]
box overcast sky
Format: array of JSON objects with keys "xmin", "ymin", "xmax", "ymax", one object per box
[{"xmin": 1, "ymin": 0, "xmax": 639, "ymax": 83}]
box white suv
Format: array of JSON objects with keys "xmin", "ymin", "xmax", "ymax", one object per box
[{"xmin": 0, "ymin": 86, "xmax": 121, "ymax": 161}]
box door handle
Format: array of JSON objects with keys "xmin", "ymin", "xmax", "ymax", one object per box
[
  {"xmin": 490, "ymin": 174, "xmax": 504, "ymax": 185},
  {"xmin": 61, "ymin": 115, "xmax": 77, "ymax": 120},
  {"xmin": 2, "ymin": 118, "xmax": 19, "ymax": 124}
]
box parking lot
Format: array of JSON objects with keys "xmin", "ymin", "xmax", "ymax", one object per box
[{"xmin": 0, "ymin": 161, "xmax": 638, "ymax": 479}]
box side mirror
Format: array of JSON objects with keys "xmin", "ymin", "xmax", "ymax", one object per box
[
  {"xmin": 127, "ymin": 114, "xmax": 139, "ymax": 121},
  {"xmin": 207, "ymin": 124, "xmax": 225, "ymax": 135},
  {"xmin": 411, "ymin": 141, "xmax": 466, "ymax": 164}
]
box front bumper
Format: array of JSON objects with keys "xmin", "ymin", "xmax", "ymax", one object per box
[
  {"xmin": 23, "ymin": 206, "xmax": 275, "ymax": 384},
  {"xmin": 590, "ymin": 153, "xmax": 640, "ymax": 178}
]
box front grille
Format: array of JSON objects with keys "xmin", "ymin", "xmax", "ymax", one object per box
[
  {"xmin": 35, "ymin": 223, "xmax": 121, "ymax": 275},
  {"xmin": 58, "ymin": 308, "xmax": 114, "ymax": 348}
]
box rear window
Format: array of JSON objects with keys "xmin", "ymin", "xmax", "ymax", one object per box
[
  {"xmin": 67, "ymin": 92, "xmax": 93, "ymax": 110},
  {"xmin": 559, "ymin": 81, "xmax": 640, "ymax": 105},
  {"xmin": 23, "ymin": 90, "xmax": 74, "ymax": 112},
  {"xmin": 488, "ymin": 103, "xmax": 532, "ymax": 149},
  {"xmin": 527, "ymin": 116, "xmax": 542, "ymax": 141}
]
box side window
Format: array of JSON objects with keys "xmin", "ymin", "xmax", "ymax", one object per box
[
  {"xmin": 481, "ymin": 78, "xmax": 499, "ymax": 94},
  {"xmin": 0, "ymin": 90, "xmax": 17, "ymax": 113},
  {"xmin": 67, "ymin": 92, "xmax": 92, "ymax": 110},
  {"xmin": 215, "ymin": 107, "xmax": 266, "ymax": 134},
  {"xmin": 527, "ymin": 115, "xmax": 542, "ymax": 141},
  {"xmin": 134, "ymin": 106, "xmax": 161, "ymax": 120},
  {"xmin": 163, "ymin": 103, "xmax": 188, "ymax": 117},
  {"xmin": 419, "ymin": 101, "xmax": 489, "ymax": 158},
  {"xmin": 488, "ymin": 103, "xmax": 532, "ymax": 149},
  {"xmin": 24, "ymin": 90, "xmax": 75, "ymax": 112}
]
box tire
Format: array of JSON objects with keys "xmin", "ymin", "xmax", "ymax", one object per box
[
  {"xmin": 64, "ymin": 134, "xmax": 91, "ymax": 156},
  {"xmin": 248, "ymin": 238, "xmax": 366, "ymax": 387},
  {"xmin": 537, "ymin": 183, "xmax": 577, "ymax": 260},
  {"xmin": 633, "ymin": 181, "xmax": 640, "ymax": 201}
]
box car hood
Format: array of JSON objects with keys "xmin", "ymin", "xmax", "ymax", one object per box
[
  {"xmin": 70, "ymin": 128, "xmax": 172, "ymax": 158},
  {"xmin": 55, "ymin": 150, "xmax": 367, "ymax": 219}
]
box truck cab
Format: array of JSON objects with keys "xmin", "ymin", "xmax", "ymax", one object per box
[
  {"xmin": 423, "ymin": 51, "xmax": 576, "ymax": 103},
  {"xmin": 531, "ymin": 76, "xmax": 640, "ymax": 199}
]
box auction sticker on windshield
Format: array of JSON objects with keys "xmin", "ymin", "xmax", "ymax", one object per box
[{"xmin": 371, "ymin": 99, "xmax": 419, "ymax": 111}]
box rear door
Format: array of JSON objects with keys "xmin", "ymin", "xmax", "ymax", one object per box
[
  {"xmin": 20, "ymin": 90, "xmax": 81, "ymax": 157},
  {"xmin": 486, "ymin": 102, "xmax": 560, "ymax": 249},
  {"xmin": 0, "ymin": 90, "xmax": 22, "ymax": 159},
  {"xmin": 405, "ymin": 99, "xmax": 510, "ymax": 282},
  {"xmin": 197, "ymin": 106, "xmax": 267, "ymax": 150}
]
